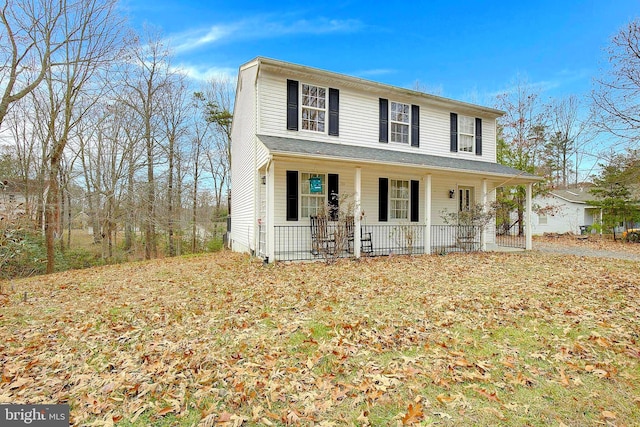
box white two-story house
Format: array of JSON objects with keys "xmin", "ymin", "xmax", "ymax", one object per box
[{"xmin": 230, "ymin": 57, "xmax": 540, "ymax": 262}]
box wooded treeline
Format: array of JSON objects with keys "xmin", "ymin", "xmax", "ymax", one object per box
[
  {"xmin": 492, "ymin": 19, "xmax": 640, "ymax": 236},
  {"xmin": 0, "ymin": 1, "xmax": 233, "ymax": 273}
]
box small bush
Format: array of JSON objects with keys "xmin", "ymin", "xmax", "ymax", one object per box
[
  {"xmin": 0, "ymin": 227, "xmax": 66, "ymax": 279},
  {"xmin": 206, "ymin": 237, "xmax": 224, "ymax": 252}
]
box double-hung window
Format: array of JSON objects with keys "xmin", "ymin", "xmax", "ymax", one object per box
[
  {"xmin": 301, "ymin": 84, "xmax": 326, "ymax": 132},
  {"xmin": 458, "ymin": 115, "xmax": 475, "ymax": 153},
  {"xmin": 390, "ymin": 101, "xmax": 410, "ymax": 144},
  {"xmin": 301, "ymin": 172, "xmax": 326, "ymax": 217},
  {"xmin": 390, "ymin": 179, "xmax": 409, "ymax": 219},
  {"xmin": 379, "ymin": 99, "xmax": 419, "ymax": 146}
]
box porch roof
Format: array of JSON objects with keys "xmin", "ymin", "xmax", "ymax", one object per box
[{"xmin": 258, "ymin": 135, "xmax": 542, "ymax": 184}]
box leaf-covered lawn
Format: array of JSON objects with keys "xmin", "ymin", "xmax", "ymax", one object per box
[{"xmin": 1, "ymin": 251, "xmax": 639, "ymax": 426}]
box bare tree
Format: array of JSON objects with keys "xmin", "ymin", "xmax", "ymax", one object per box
[
  {"xmin": 189, "ymin": 92, "xmax": 211, "ymax": 253},
  {"xmin": 203, "ymin": 77, "xmax": 233, "ymax": 211},
  {"xmin": 121, "ymin": 28, "xmax": 174, "ymax": 260},
  {"xmin": 543, "ymin": 95, "xmax": 589, "ymax": 188},
  {"xmin": 592, "ymin": 19, "xmax": 640, "ymax": 146},
  {"xmin": 159, "ymin": 76, "xmax": 189, "ymax": 257},
  {"xmin": 41, "ymin": 0, "xmax": 123, "ymax": 273},
  {"xmin": 495, "ymin": 77, "xmax": 549, "ymax": 235},
  {"xmin": 0, "ymin": 0, "xmax": 72, "ymax": 127}
]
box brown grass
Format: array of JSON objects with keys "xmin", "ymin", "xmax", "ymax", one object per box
[{"xmin": 1, "ymin": 250, "xmax": 639, "ymax": 426}]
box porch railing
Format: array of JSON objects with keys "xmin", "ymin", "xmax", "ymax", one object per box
[
  {"xmin": 272, "ymin": 224, "xmax": 484, "ymax": 262},
  {"xmin": 431, "ymin": 225, "xmax": 481, "ymax": 253},
  {"xmin": 495, "ymin": 220, "xmax": 526, "ymax": 249}
]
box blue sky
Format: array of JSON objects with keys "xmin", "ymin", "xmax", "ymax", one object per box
[{"xmin": 121, "ymin": 0, "xmax": 639, "ymax": 107}]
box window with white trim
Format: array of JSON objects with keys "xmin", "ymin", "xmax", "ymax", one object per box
[
  {"xmin": 459, "ymin": 115, "xmax": 475, "ymax": 153},
  {"xmin": 390, "ymin": 179, "xmax": 409, "ymax": 219},
  {"xmin": 538, "ymin": 214, "xmax": 548, "ymax": 225},
  {"xmin": 390, "ymin": 101, "xmax": 410, "ymax": 144},
  {"xmin": 301, "ymin": 84, "xmax": 326, "ymax": 132},
  {"xmin": 301, "ymin": 172, "xmax": 326, "ymax": 217}
]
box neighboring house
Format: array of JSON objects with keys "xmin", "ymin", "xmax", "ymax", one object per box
[
  {"xmin": 0, "ymin": 179, "xmax": 32, "ymax": 221},
  {"xmin": 230, "ymin": 57, "xmax": 541, "ymax": 262},
  {"xmin": 0, "ymin": 178, "xmax": 49, "ymax": 225},
  {"xmin": 532, "ymin": 189, "xmax": 601, "ymax": 235}
]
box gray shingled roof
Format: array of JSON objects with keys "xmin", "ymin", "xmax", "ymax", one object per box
[
  {"xmin": 258, "ymin": 135, "xmax": 541, "ymax": 182},
  {"xmin": 550, "ymin": 189, "xmax": 596, "ymax": 203}
]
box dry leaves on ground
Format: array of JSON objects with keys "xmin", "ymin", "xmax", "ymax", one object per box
[{"xmin": 1, "ymin": 250, "xmax": 639, "ymax": 426}]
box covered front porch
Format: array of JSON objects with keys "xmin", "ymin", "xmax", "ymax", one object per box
[
  {"xmin": 255, "ymin": 137, "xmax": 538, "ymax": 263},
  {"xmin": 259, "ymin": 223, "xmax": 526, "ymax": 262}
]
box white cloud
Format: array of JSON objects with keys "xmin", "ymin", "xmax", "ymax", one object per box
[
  {"xmin": 171, "ymin": 24, "xmax": 238, "ymax": 54},
  {"xmin": 172, "ymin": 63, "xmax": 237, "ymax": 82},
  {"xmin": 168, "ymin": 15, "xmax": 364, "ymax": 53}
]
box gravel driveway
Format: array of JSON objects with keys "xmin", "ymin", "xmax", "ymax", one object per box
[{"xmin": 534, "ymin": 240, "xmax": 640, "ymax": 262}]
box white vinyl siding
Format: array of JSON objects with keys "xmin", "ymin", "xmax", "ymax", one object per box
[
  {"xmin": 230, "ymin": 63, "xmax": 259, "ymax": 252},
  {"xmin": 256, "ymin": 72, "xmax": 498, "ymax": 163}
]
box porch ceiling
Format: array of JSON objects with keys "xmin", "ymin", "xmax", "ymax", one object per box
[{"xmin": 258, "ymin": 135, "xmax": 542, "ymax": 184}]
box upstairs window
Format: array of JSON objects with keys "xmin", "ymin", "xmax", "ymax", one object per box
[
  {"xmin": 288, "ymin": 80, "xmax": 339, "ymax": 135},
  {"xmin": 301, "ymin": 84, "xmax": 326, "ymax": 132},
  {"xmin": 458, "ymin": 115, "xmax": 475, "ymax": 153},
  {"xmin": 379, "ymin": 99, "xmax": 419, "ymax": 147},
  {"xmin": 450, "ymin": 113, "xmax": 482, "ymax": 155},
  {"xmin": 390, "ymin": 102, "xmax": 410, "ymax": 144}
]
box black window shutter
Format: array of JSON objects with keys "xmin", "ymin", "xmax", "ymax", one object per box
[
  {"xmin": 450, "ymin": 112, "xmax": 458, "ymax": 152},
  {"xmin": 328, "ymin": 173, "xmax": 339, "ymax": 220},
  {"xmin": 286, "ymin": 80, "xmax": 298, "ymax": 131},
  {"xmin": 410, "ymin": 180, "xmax": 419, "ymax": 222},
  {"xmin": 286, "ymin": 170, "xmax": 298, "ymax": 221},
  {"xmin": 411, "ymin": 105, "xmax": 420, "ymax": 147},
  {"xmin": 379, "ymin": 98, "xmax": 389, "ymax": 143},
  {"xmin": 328, "ymin": 88, "xmax": 339, "ymax": 136},
  {"xmin": 475, "ymin": 118, "xmax": 482, "ymax": 156},
  {"xmin": 378, "ymin": 178, "xmax": 388, "ymax": 222}
]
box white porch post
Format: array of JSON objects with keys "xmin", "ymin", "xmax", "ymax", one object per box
[
  {"xmin": 526, "ymin": 182, "xmax": 533, "ymax": 250},
  {"xmin": 481, "ymin": 179, "xmax": 488, "ymax": 251},
  {"xmin": 424, "ymin": 174, "xmax": 432, "ymax": 254},
  {"xmin": 266, "ymin": 160, "xmax": 275, "ymax": 262},
  {"xmin": 354, "ymin": 167, "xmax": 362, "ymax": 258}
]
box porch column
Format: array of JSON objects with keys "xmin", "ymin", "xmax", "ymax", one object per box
[
  {"xmin": 481, "ymin": 179, "xmax": 488, "ymax": 251},
  {"xmin": 526, "ymin": 182, "xmax": 533, "ymax": 250},
  {"xmin": 266, "ymin": 160, "xmax": 275, "ymax": 262},
  {"xmin": 354, "ymin": 167, "xmax": 362, "ymax": 258},
  {"xmin": 424, "ymin": 174, "xmax": 432, "ymax": 254}
]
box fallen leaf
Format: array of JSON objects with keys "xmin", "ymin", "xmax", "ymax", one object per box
[
  {"xmin": 401, "ymin": 403, "xmax": 424, "ymax": 425},
  {"xmin": 475, "ymin": 388, "xmax": 501, "ymax": 403}
]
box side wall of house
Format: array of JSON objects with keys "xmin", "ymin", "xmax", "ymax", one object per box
[
  {"xmin": 230, "ymin": 63, "xmax": 259, "ymax": 253},
  {"xmin": 256, "ymin": 69, "xmax": 498, "ymax": 164},
  {"xmin": 531, "ymin": 196, "xmax": 585, "ymax": 235}
]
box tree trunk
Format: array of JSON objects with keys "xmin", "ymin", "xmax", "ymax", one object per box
[
  {"xmin": 167, "ymin": 135, "xmax": 175, "ymax": 257},
  {"xmin": 45, "ymin": 165, "xmax": 61, "ymax": 274}
]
